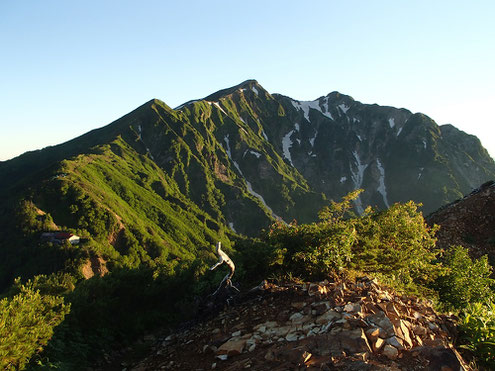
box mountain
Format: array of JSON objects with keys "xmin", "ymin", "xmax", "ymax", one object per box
[{"xmin": 1, "ymin": 79, "xmax": 494, "ymax": 288}]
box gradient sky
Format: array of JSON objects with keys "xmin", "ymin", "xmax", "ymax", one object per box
[{"xmin": 1, "ymin": 0, "xmax": 494, "ymax": 161}]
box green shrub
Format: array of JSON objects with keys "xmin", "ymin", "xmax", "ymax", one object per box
[
  {"xmin": 352, "ymin": 201, "xmax": 442, "ymax": 290},
  {"xmin": 434, "ymin": 245, "xmax": 494, "ymax": 309},
  {"xmin": 0, "ymin": 279, "xmax": 69, "ymax": 370},
  {"xmin": 459, "ymin": 302, "xmax": 495, "ymax": 368}
]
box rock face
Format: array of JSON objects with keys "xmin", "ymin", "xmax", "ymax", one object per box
[
  {"xmin": 427, "ymin": 180, "xmax": 495, "ymax": 261},
  {"xmin": 131, "ymin": 277, "xmax": 465, "ymax": 370}
]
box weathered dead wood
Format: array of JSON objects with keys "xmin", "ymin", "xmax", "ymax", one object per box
[{"xmin": 210, "ymin": 241, "xmax": 239, "ymax": 296}]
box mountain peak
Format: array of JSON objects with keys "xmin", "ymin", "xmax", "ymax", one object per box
[{"xmin": 202, "ymin": 79, "xmax": 264, "ymax": 101}]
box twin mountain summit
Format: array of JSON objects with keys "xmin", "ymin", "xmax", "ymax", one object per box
[{"xmin": 1, "ymin": 79, "xmax": 494, "ymax": 286}]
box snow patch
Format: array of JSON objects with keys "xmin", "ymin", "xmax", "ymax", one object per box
[
  {"xmin": 282, "ymin": 130, "xmax": 295, "ymax": 166},
  {"xmin": 340, "ymin": 176, "xmax": 347, "ymax": 183},
  {"xmin": 423, "ymin": 140, "xmax": 427, "ymax": 149},
  {"xmin": 376, "ymin": 159, "xmax": 390, "ymax": 208},
  {"xmin": 338, "ymin": 104, "xmax": 350, "ymax": 114},
  {"xmin": 224, "ymin": 135, "xmax": 232, "ymax": 159},
  {"xmin": 388, "ymin": 118, "xmax": 395, "ymax": 128},
  {"xmin": 228, "ymin": 222, "xmax": 236, "ymax": 233},
  {"xmin": 251, "ymin": 86, "xmax": 259, "ymax": 96},
  {"xmin": 224, "ymin": 135, "xmax": 282, "ymax": 221},
  {"xmin": 249, "ymin": 150, "xmax": 261, "ymax": 159},
  {"xmin": 418, "ymin": 167, "xmax": 424, "ymax": 180},
  {"xmin": 350, "ymin": 151, "xmax": 368, "ymax": 214},
  {"xmin": 397, "ymin": 127, "xmax": 403, "ymax": 136},
  {"xmin": 309, "ymin": 130, "xmax": 318, "ymax": 147},
  {"xmin": 291, "ymin": 99, "xmax": 333, "ymax": 121},
  {"xmin": 294, "ymin": 123, "xmax": 300, "ymax": 132},
  {"xmin": 322, "ymin": 99, "xmax": 334, "ymax": 120},
  {"xmin": 234, "ymin": 162, "xmax": 281, "ymax": 219},
  {"xmin": 261, "ymin": 129, "xmax": 269, "ymax": 141},
  {"xmin": 353, "ymin": 117, "xmax": 360, "ymax": 123}
]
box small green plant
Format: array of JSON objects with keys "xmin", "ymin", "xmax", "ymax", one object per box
[{"xmin": 459, "ymin": 302, "xmax": 495, "ymax": 368}]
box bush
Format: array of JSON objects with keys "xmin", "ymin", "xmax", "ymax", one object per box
[
  {"xmin": 352, "ymin": 201, "xmax": 441, "ymax": 289},
  {"xmin": 459, "ymin": 302, "xmax": 495, "ymax": 368},
  {"xmin": 0, "ymin": 279, "xmax": 69, "ymax": 370},
  {"xmin": 434, "ymin": 245, "xmax": 494, "ymax": 309}
]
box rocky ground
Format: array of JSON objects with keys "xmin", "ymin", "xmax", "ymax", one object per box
[
  {"xmin": 125, "ymin": 277, "xmax": 468, "ymax": 370},
  {"xmin": 427, "ymin": 180, "xmax": 495, "ymax": 261}
]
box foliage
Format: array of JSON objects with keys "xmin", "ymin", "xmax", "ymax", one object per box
[
  {"xmin": 433, "ymin": 245, "xmax": 494, "ymax": 309},
  {"xmin": 458, "ymin": 302, "xmax": 495, "ymax": 368},
  {"xmin": 263, "ymin": 220, "xmax": 355, "ymax": 280},
  {"xmin": 256, "ymin": 192, "xmax": 441, "ymax": 291},
  {"xmin": 352, "ymin": 201, "xmax": 442, "ymax": 290},
  {"xmin": 0, "ymin": 279, "xmax": 69, "ymax": 370}
]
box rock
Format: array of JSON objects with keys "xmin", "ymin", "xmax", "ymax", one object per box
[
  {"xmin": 216, "ymin": 354, "xmax": 228, "ymax": 361},
  {"xmin": 291, "ymin": 302, "xmax": 306, "ymax": 310},
  {"xmin": 216, "ymin": 338, "xmax": 246, "ymax": 356},
  {"xmin": 413, "ymin": 324, "xmax": 428, "ymax": 336},
  {"xmin": 365, "ymin": 326, "xmax": 386, "ymax": 341},
  {"xmin": 366, "ymin": 312, "xmax": 395, "ymax": 337},
  {"xmin": 271, "ymin": 325, "xmax": 291, "ymax": 337},
  {"xmin": 285, "ymin": 332, "xmax": 300, "ymax": 342},
  {"xmin": 386, "ymin": 336, "xmax": 404, "ymax": 350},
  {"xmin": 289, "ymin": 312, "xmax": 304, "ymax": 322},
  {"xmin": 394, "ymin": 319, "xmax": 413, "ymax": 348},
  {"xmin": 382, "ymin": 344, "xmax": 399, "ymax": 360},
  {"xmin": 316, "ymin": 309, "xmax": 341, "ymax": 325},
  {"xmin": 344, "ymin": 303, "xmax": 361, "ymax": 313},
  {"xmin": 231, "ymin": 330, "xmax": 241, "ymax": 337},
  {"xmin": 340, "ymin": 328, "xmax": 372, "ymax": 354},
  {"xmin": 372, "ymin": 337, "xmax": 385, "ymax": 352},
  {"xmin": 265, "ymin": 349, "xmax": 276, "ymax": 361}
]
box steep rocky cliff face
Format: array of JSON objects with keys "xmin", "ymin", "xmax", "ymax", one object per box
[{"xmin": 427, "ymin": 180, "xmax": 495, "ymax": 262}]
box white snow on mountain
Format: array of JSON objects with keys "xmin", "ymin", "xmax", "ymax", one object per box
[
  {"xmin": 376, "ymin": 158, "xmax": 390, "ymax": 208},
  {"xmin": 282, "ymin": 130, "xmax": 295, "ymax": 166}
]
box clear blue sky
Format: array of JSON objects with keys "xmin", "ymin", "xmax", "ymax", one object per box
[{"xmin": 1, "ymin": 0, "xmax": 494, "ymax": 161}]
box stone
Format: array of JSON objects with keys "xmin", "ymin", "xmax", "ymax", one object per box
[
  {"xmin": 289, "ymin": 312, "xmax": 304, "ymax": 322},
  {"xmin": 216, "ymin": 354, "xmax": 228, "ymax": 361},
  {"xmin": 217, "ymin": 338, "xmax": 246, "ymax": 356},
  {"xmin": 366, "ymin": 312, "xmax": 395, "ymax": 337},
  {"xmin": 291, "ymin": 302, "xmax": 306, "ymax": 310},
  {"xmin": 365, "ymin": 326, "xmax": 385, "ymax": 341},
  {"xmin": 231, "ymin": 330, "xmax": 241, "ymax": 337},
  {"xmin": 344, "ymin": 303, "xmax": 361, "ymax": 313},
  {"xmin": 313, "ymin": 302, "xmax": 330, "ymax": 315},
  {"xmin": 386, "ymin": 336, "xmax": 404, "ymax": 350},
  {"xmin": 395, "ymin": 319, "xmax": 413, "ymax": 348},
  {"xmin": 413, "ymin": 324, "xmax": 428, "ymax": 336},
  {"xmin": 372, "ymin": 337, "xmax": 385, "ymax": 352},
  {"xmin": 340, "ymin": 328, "xmax": 372, "ymax": 354},
  {"xmin": 316, "ymin": 309, "xmax": 341, "ymax": 325},
  {"xmin": 271, "ymin": 325, "xmax": 291, "ymax": 337},
  {"xmin": 265, "ymin": 349, "xmax": 276, "ymax": 361},
  {"xmin": 382, "ymin": 344, "xmax": 399, "ymax": 360},
  {"xmin": 286, "ymin": 332, "xmax": 300, "ymax": 342}
]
